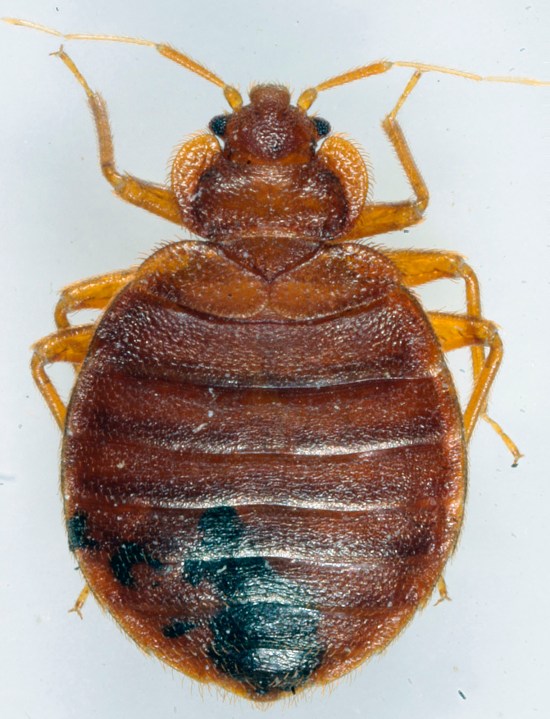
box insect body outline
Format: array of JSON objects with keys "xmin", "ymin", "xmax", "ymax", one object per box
[{"xmin": 7, "ymin": 16, "xmax": 547, "ymax": 702}]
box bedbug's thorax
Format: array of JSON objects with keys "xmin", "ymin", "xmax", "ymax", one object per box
[{"xmin": 191, "ymin": 157, "xmax": 348, "ymax": 242}]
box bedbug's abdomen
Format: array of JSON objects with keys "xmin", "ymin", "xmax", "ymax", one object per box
[{"xmin": 61, "ymin": 242, "xmax": 465, "ymax": 701}]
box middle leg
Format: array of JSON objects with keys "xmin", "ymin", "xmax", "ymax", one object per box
[
  {"xmin": 385, "ymin": 249, "xmax": 521, "ymax": 463},
  {"xmin": 31, "ymin": 325, "xmax": 94, "ymax": 428},
  {"xmin": 55, "ymin": 268, "xmax": 136, "ymax": 329},
  {"xmin": 428, "ymin": 312, "xmax": 521, "ymax": 465},
  {"xmin": 384, "ymin": 249, "xmax": 483, "ymax": 374}
]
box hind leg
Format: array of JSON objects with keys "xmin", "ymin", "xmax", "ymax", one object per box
[
  {"xmin": 31, "ymin": 325, "xmax": 94, "ymax": 428},
  {"xmin": 31, "ymin": 326, "xmax": 96, "ymax": 613}
]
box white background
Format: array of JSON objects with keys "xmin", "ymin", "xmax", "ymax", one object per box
[{"xmin": 1, "ymin": 1, "xmax": 548, "ymax": 718}]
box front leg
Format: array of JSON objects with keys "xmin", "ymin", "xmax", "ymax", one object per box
[
  {"xmin": 343, "ymin": 72, "xmax": 429, "ymax": 240},
  {"xmin": 54, "ymin": 48, "xmax": 182, "ymax": 226}
]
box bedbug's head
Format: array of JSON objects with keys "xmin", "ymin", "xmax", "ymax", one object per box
[
  {"xmin": 208, "ymin": 84, "xmax": 331, "ymax": 164},
  {"xmin": 173, "ymin": 77, "xmax": 364, "ymax": 259}
]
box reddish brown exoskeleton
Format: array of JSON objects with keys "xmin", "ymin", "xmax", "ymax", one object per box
[{"xmin": 8, "ymin": 17, "xmax": 547, "ymax": 702}]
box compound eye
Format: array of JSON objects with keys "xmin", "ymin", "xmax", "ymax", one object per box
[
  {"xmin": 312, "ymin": 117, "xmax": 331, "ymax": 137},
  {"xmin": 209, "ymin": 114, "xmax": 229, "ymax": 137}
]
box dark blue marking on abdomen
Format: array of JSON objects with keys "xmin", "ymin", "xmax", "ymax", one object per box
[
  {"xmin": 162, "ymin": 619, "xmax": 196, "ymax": 638},
  {"xmin": 109, "ymin": 542, "xmax": 163, "ymax": 588},
  {"xmin": 176, "ymin": 506, "xmax": 324, "ymax": 696},
  {"xmin": 209, "ymin": 601, "xmax": 322, "ymax": 695},
  {"xmin": 67, "ymin": 512, "xmax": 99, "ymax": 551}
]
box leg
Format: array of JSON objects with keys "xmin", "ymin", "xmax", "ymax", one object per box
[
  {"xmin": 343, "ymin": 72, "xmax": 429, "ymax": 240},
  {"xmin": 312, "ymin": 59, "xmax": 548, "ymax": 242},
  {"xmin": 52, "ymin": 48, "xmax": 182, "ymax": 225},
  {"xmin": 435, "ymin": 576, "xmax": 451, "ymax": 606},
  {"xmin": 385, "ymin": 250, "xmax": 521, "ymax": 463},
  {"xmin": 428, "ymin": 313, "xmax": 522, "ymax": 465},
  {"xmin": 31, "ymin": 326, "xmax": 94, "ymax": 428},
  {"xmin": 385, "ymin": 249, "xmax": 483, "ymax": 374},
  {"xmin": 55, "ymin": 268, "xmax": 135, "ymax": 329},
  {"xmin": 69, "ymin": 585, "xmax": 91, "ymax": 619},
  {"xmin": 32, "ymin": 324, "xmax": 96, "ymax": 617}
]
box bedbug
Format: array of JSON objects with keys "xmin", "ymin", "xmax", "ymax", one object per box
[{"xmin": 7, "ymin": 17, "xmax": 547, "ymax": 703}]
